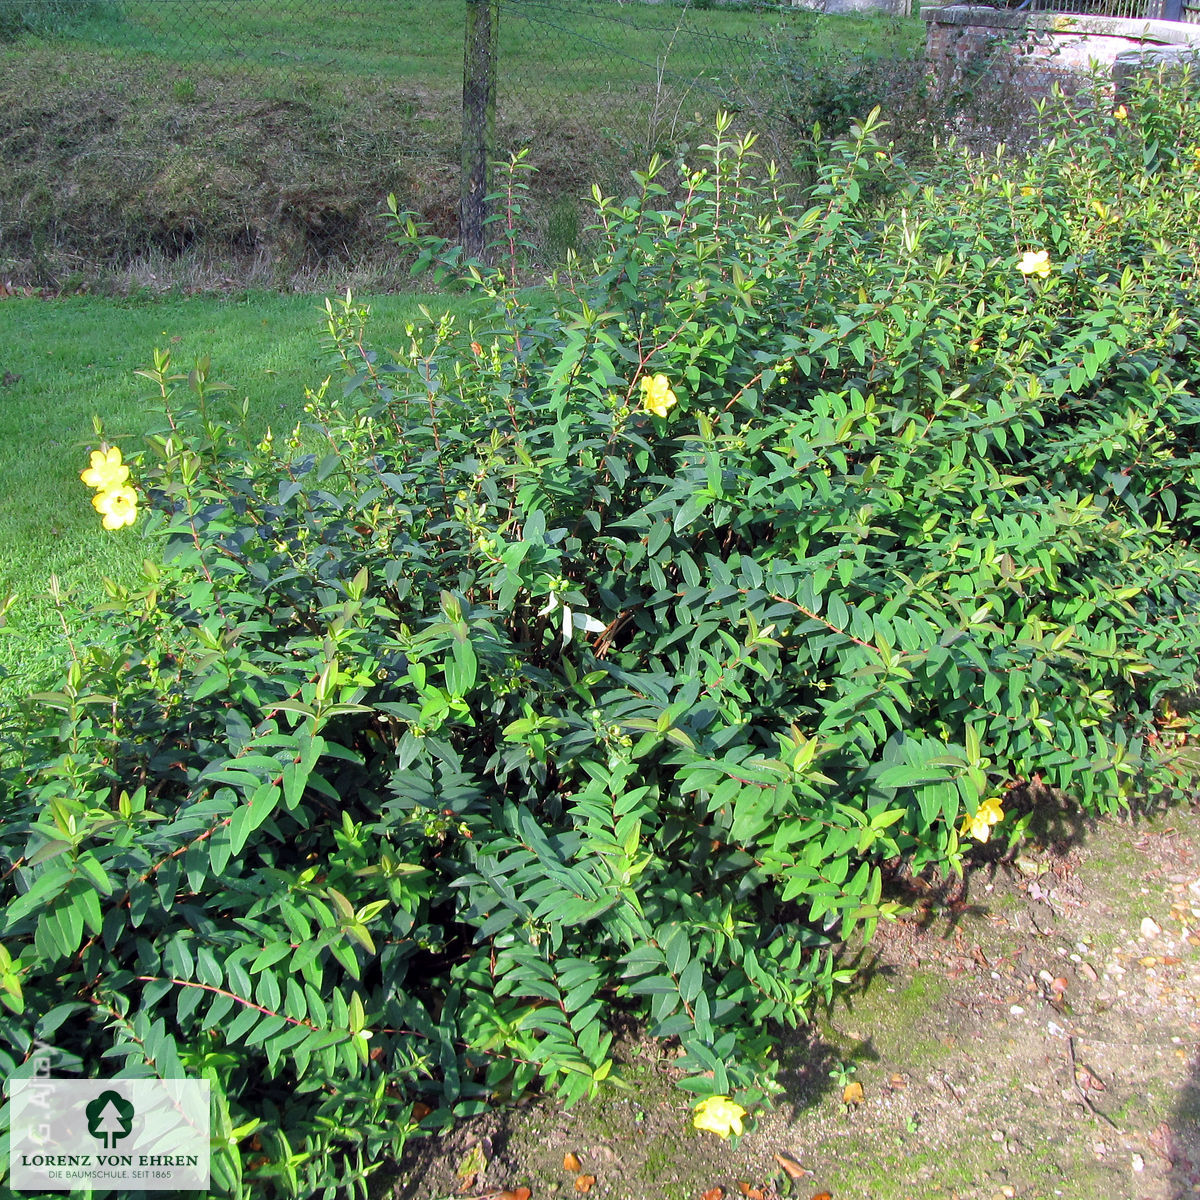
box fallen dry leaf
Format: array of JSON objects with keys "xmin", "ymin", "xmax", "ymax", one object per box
[
  {"xmin": 809, "ymin": 1193, "xmax": 833, "ymax": 1200},
  {"xmin": 843, "ymin": 1080, "xmax": 865, "ymax": 1106},
  {"xmin": 702, "ymin": 1188, "xmax": 725, "ymax": 1200},
  {"xmin": 410, "ymin": 1101, "xmax": 433, "ymax": 1122},
  {"xmin": 773, "ymin": 1153, "xmax": 810, "ymax": 1181},
  {"xmin": 563, "ymin": 1154, "xmax": 582, "ymax": 1173},
  {"xmin": 574, "ymin": 1176, "xmax": 596, "ymax": 1194},
  {"xmin": 457, "ymin": 1143, "xmax": 488, "ymax": 1192},
  {"xmin": 888, "ymin": 1073, "xmax": 908, "ymax": 1090},
  {"xmin": 496, "ymin": 1190, "xmax": 531, "ymax": 1200},
  {"xmin": 737, "ymin": 1183, "xmax": 765, "ymax": 1200}
]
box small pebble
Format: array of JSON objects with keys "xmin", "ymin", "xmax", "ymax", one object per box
[
  {"xmin": 1132, "ymin": 1153, "xmax": 1145, "ymax": 1173},
  {"xmin": 1141, "ymin": 917, "xmax": 1163, "ymax": 939},
  {"xmin": 1009, "ymin": 1005, "xmax": 1025, "ymax": 1016}
]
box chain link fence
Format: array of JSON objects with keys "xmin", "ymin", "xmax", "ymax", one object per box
[
  {"xmin": 4, "ymin": 0, "xmax": 1184, "ymax": 285},
  {"xmin": 6, "ymin": 0, "xmax": 880, "ymax": 282},
  {"xmin": 479, "ymin": 0, "xmax": 835, "ymax": 259}
]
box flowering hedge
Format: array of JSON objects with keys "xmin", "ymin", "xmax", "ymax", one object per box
[{"xmin": 2, "ymin": 74, "xmax": 1200, "ymax": 1198}]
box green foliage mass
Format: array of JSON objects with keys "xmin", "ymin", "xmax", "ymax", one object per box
[{"xmin": 4, "ymin": 73, "xmax": 1200, "ymax": 1197}]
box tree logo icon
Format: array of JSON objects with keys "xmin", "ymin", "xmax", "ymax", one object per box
[{"xmin": 85, "ymin": 1089, "xmax": 135, "ymax": 1149}]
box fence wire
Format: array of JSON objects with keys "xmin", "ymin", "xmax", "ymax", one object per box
[
  {"xmin": 491, "ymin": 0, "xmax": 829, "ymax": 255},
  {"xmin": 2, "ymin": 0, "xmax": 1192, "ymax": 284},
  {"xmin": 3, "ymin": 0, "xmax": 847, "ymax": 278}
]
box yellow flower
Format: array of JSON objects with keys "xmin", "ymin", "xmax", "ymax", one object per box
[
  {"xmin": 1017, "ymin": 250, "xmax": 1051, "ymax": 279},
  {"xmin": 81, "ymin": 445, "xmax": 129, "ymax": 491},
  {"xmin": 960, "ymin": 795, "xmax": 1005, "ymax": 843},
  {"xmin": 92, "ymin": 485, "xmax": 139, "ymax": 531},
  {"xmin": 640, "ymin": 373, "xmax": 678, "ymax": 418},
  {"xmin": 1020, "ymin": 186, "xmax": 1034, "ymax": 197},
  {"xmin": 693, "ymin": 1095, "xmax": 747, "ymax": 1139},
  {"xmin": 1114, "ymin": 104, "xmax": 1128, "ymax": 121}
]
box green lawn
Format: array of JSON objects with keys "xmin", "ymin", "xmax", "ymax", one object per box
[
  {"xmin": 59, "ymin": 0, "xmax": 919, "ymax": 96},
  {"xmin": 0, "ymin": 290, "xmax": 474, "ymax": 699}
]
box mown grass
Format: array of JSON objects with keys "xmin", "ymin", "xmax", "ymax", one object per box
[
  {"xmin": 62, "ymin": 0, "xmax": 916, "ymax": 93},
  {"xmin": 0, "ymin": 289, "xmax": 474, "ymax": 700}
]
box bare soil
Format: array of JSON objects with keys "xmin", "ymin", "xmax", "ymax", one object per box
[{"xmin": 386, "ymin": 801, "xmax": 1200, "ymax": 1200}]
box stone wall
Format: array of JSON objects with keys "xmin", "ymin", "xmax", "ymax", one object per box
[
  {"xmin": 924, "ymin": 5, "xmax": 1200, "ymax": 99},
  {"xmin": 823, "ymin": 0, "xmax": 912, "ymax": 15}
]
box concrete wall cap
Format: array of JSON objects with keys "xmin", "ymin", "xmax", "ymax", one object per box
[
  {"xmin": 1114, "ymin": 43, "xmax": 1200, "ymax": 63},
  {"xmin": 923, "ymin": 4, "xmax": 1200, "ymax": 44}
]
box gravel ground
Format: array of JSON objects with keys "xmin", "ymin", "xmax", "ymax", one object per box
[{"xmin": 385, "ymin": 800, "xmax": 1200, "ymax": 1200}]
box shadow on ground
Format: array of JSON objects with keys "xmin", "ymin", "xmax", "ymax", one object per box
[
  {"xmin": 1168, "ymin": 1049, "xmax": 1200, "ymax": 1198},
  {"xmin": 386, "ymin": 801, "xmax": 1200, "ymax": 1200}
]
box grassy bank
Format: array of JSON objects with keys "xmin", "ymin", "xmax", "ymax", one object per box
[{"xmin": 0, "ymin": 1, "xmax": 924, "ymax": 287}]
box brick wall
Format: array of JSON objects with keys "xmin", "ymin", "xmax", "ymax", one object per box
[{"xmin": 924, "ymin": 5, "xmax": 1200, "ymax": 99}]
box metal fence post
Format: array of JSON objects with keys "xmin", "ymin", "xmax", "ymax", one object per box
[{"xmin": 461, "ymin": 0, "xmax": 499, "ymax": 263}]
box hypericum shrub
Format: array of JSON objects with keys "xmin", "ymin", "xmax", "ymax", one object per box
[{"xmin": 3, "ymin": 71, "xmax": 1200, "ymax": 1197}]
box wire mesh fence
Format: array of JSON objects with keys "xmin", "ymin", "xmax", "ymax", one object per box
[
  {"xmin": 1, "ymin": 0, "xmax": 1193, "ymax": 285},
  {"xmin": 5, "ymin": 0, "xmax": 893, "ymax": 281},
  {"xmin": 484, "ymin": 0, "xmax": 840, "ymax": 257}
]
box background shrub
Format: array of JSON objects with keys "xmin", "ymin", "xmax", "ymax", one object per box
[{"xmin": 2, "ymin": 72, "xmax": 1200, "ymax": 1198}]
